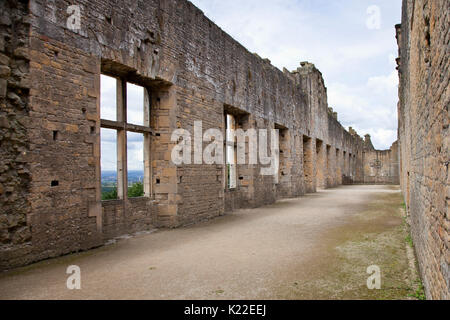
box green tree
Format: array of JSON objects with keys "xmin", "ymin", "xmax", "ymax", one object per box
[
  {"xmin": 128, "ymin": 182, "xmax": 144, "ymax": 198},
  {"xmin": 101, "ymin": 182, "xmax": 144, "ymax": 200},
  {"xmin": 102, "ymin": 187, "xmax": 117, "ymax": 200}
]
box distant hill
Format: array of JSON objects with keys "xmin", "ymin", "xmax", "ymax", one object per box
[{"xmin": 102, "ymin": 170, "xmax": 144, "ymax": 185}]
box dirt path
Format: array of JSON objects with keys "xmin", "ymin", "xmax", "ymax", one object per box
[{"xmin": 0, "ymin": 185, "xmax": 419, "ymax": 300}]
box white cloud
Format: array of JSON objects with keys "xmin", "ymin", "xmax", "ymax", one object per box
[
  {"xmin": 367, "ymin": 70, "xmax": 399, "ymax": 94},
  {"xmin": 191, "ymin": 0, "xmax": 402, "ymax": 149},
  {"xmin": 100, "ymin": 75, "xmax": 116, "ymax": 121},
  {"xmin": 328, "ymin": 69, "xmax": 399, "ymax": 149},
  {"xmin": 101, "ymin": 128, "xmax": 117, "ymax": 172}
]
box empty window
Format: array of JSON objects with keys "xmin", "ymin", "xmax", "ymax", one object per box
[
  {"xmin": 303, "ymin": 136, "xmax": 313, "ymax": 192},
  {"xmin": 326, "ymin": 145, "xmax": 331, "ymax": 186},
  {"xmin": 343, "ymin": 151, "xmax": 347, "ymax": 175},
  {"xmin": 100, "ymin": 74, "xmax": 152, "ymax": 201},
  {"xmin": 226, "ymin": 114, "xmax": 237, "ymax": 189}
]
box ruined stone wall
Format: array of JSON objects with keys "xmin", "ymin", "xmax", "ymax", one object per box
[
  {"xmin": 0, "ymin": 0, "xmax": 399, "ymax": 270},
  {"xmin": 363, "ymin": 139, "xmax": 400, "ymax": 185},
  {"xmin": 0, "ymin": 0, "xmax": 32, "ymax": 270},
  {"xmin": 397, "ymin": 0, "xmax": 449, "ymax": 300}
]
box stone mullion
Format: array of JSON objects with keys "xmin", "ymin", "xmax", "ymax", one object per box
[
  {"xmin": 223, "ymin": 113, "xmax": 227, "ymax": 191},
  {"xmin": 143, "ymin": 87, "xmax": 152, "ymax": 198},
  {"xmin": 116, "ymin": 79, "xmax": 128, "ymax": 200}
]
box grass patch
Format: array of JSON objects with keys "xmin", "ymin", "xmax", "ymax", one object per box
[
  {"xmin": 408, "ymin": 279, "xmax": 426, "ymax": 300},
  {"xmin": 277, "ymin": 190, "xmax": 418, "ymax": 300},
  {"xmin": 405, "ymin": 234, "xmax": 414, "ymax": 248},
  {"xmin": 401, "ymin": 202, "xmax": 407, "ymax": 211}
]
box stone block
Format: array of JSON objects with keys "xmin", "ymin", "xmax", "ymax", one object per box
[
  {"xmin": 0, "ymin": 115, "xmax": 9, "ymax": 128},
  {"xmin": 154, "ymin": 183, "xmax": 177, "ymax": 194},
  {"xmin": 65, "ymin": 124, "xmax": 79, "ymax": 133},
  {"xmin": 0, "ymin": 79, "xmax": 6, "ymax": 97},
  {"xmin": 14, "ymin": 47, "xmax": 29, "ymax": 60},
  {"xmin": 158, "ymin": 205, "xmax": 177, "ymax": 216},
  {"xmin": 0, "ymin": 65, "xmax": 10, "ymax": 77},
  {"xmin": 162, "ymin": 167, "xmax": 177, "ymax": 177},
  {"xmin": 0, "ymin": 53, "xmax": 9, "ymax": 66}
]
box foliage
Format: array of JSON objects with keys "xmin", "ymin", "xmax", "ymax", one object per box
[
  {"xmin": 101, "ymin": 182, "xmax": 144, "ymax": 200},
  {"xmin": 102, "ymin": 187, "xmax": 118, "ymax": 200},
  {"xmin": 409, "ymin": 279, "xmax": 426, "ymax": 300},
  {"xmin": 405, "ymin": 234, "xmax": 414, "ymax": 248},
  {"xmin": 128, "ymin": 182, "xmax": 144, "ymax": 198}
]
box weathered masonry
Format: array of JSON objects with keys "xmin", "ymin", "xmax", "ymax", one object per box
[
  {"xmin": 0, "ymin": 0, "xmax": 399, "ymax": 270},
  {"xmin": 396, "ymin": 0, "xmax": 449, "ymax": 300}
]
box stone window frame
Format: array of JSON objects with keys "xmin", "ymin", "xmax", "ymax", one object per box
[
  {"xmin": 302, "ymin": 135, "xmax": 314, "ymax": 191},
  {"xmin": 326, "ymin": 144, "xmax": 332, "ymax": 185},
  {"xmin": 100, "ymin": 75, "xmax": 153, "ymax": 201},
  {"xmin": 223, "ymin": 105, "xmax": 251, "ymax": 191}
]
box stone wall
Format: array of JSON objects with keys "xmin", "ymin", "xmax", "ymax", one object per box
[
  {"xmin": 0, "ymin": 0, "xmax": 399, "ymax": 270},
  {"xmin": 397, "ymin": 0, "xmax": 449, "ymax": 300},
  {"xmin": 0, "ymin": 0, "xmax": 32, "ymax": 270},
  {"xmin": 363, "ymin": 136, "xmax": 400, "ymax": 185}
]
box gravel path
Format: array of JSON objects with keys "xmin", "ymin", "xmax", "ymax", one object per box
[{"xmin": 0, "ymin": 185, "xmax": 409, "ymax": 300}]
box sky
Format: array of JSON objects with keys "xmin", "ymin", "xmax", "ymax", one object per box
[{"xmin": 190, "ymin": 0, "xmax": 402, "ymax": 150}]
